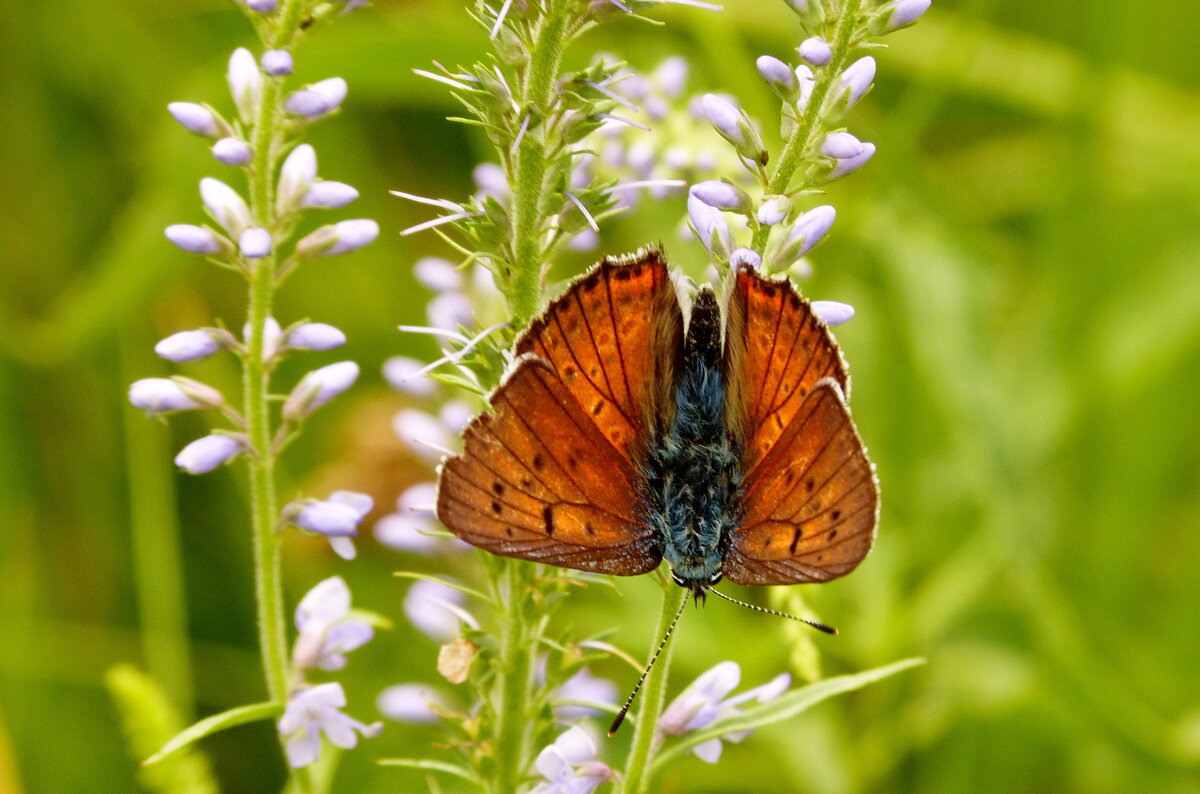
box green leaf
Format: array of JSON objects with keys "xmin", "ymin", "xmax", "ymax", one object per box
[
  {"xmin": 650, "ymin": 658, "xmax": 925, "ymax": 773},
  {"xmin": 376, "ymin": 758, "xmax": 479, "ymax": 784},
  {"xmin": 143, "ymin": 701, "xmax": 284, "ymax": 767},
  {"xmin": 105, "ymin": 665, "xmax": 220, "ymax": 794},
  {"xmin": 393, "ymin": 571, "xmax": 497, "ymax": 606}
]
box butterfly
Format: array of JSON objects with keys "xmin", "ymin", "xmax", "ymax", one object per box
[{"xmin": 435, "ymin": 248, "xmax": 878, "ymax": 599}]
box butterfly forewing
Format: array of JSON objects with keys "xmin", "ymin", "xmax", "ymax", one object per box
[
  {"xmin": 438, "ymin": 357, "xmax": 663, "ymax": 575},
  {"xmin": 723, "ymin": 267, "xmax": 877, "ymax": 585},
  {"xmin": 516, "ymin": 250, "xmax": 683, "ymax": 465},
  {"xmin": 724, "ymin": 266, "xmax": 849, "ymax": 477}
]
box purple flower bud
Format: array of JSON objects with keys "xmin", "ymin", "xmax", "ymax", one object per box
[
  {"xmin": 227, "ymin": 48, "xmax": 262, "ymax": 124},
  {"xmin": 330, "ymin": 219, "xmax": 381, "ymax": 256},
  {"xmin": 239, "ymin": 227, "xmax": 273, "ymax": 259},
  {"xmin": 654, "ymin": 56, "xmax": 688, "ymax": 98},
  {"xmin": 212, "ymin": 137, "xmax": 252, "ymax": 166},
  {"xmin": 798, "ymin": 37, "xmax": 833, "ymax": 66},
  {"xmin": 828, "ymin": 142, "xmax": 875, "ymax": 179},
  {"xmin": 244, "ymin": 317, "xmax": 284, "ymax": 362},
  {"xmin": 729, "ymin": 248, "xmax": 762, "ymax": 269},
  {"xmin": 687, "ymin": 193, "xmax": 731, "ymax": 260},
  {"xmin": 795, "ymin": 64, "xmax": 816, "ymax": 108},
  {"xmin": 377, "ymin": 684, "xmax": 443, "ymax": 724},
  {"xmin": 167, "ymin": 102, "xmax": 221, "ymax": 137},
  {"xmin": 261, "ymin": 49, "xmax": 294, "ymax": 76},
  {"xmin": 129, "ymin": 378, "xmax": 204, "ymax": 415},
  {"xmin": 757, "ymin": 195, "xmax": 791, "ymax": 226},
  {"xmin": 276, "ymin": 144, "xmax": 318, "ymax": 215},
  {"xmin": 286, "ymin": 323, "xmax": 346, "ymax": 351},
  {"xmin": 301, "ymin": 181, "xmax": 359, "ymax": 209},
  {"xmin": 175, "ymin": 434, "xmax": 247, "ymax": 474},
  {"xmin": 811, "ymin": 300, "xmax": 855, "ymax": 326},
  {"xmin": 285, "ymin": 77, "xmax": 348, "ymax": 118},
  {"xmin": 382, "ymin": 356, "xmax": 437, "ymax": 397},
  {"xmin": 413, "ymin": 257, "xmax": 463, "ymax": 292},
  {"xmin": 689, "ymin": 181, "xmax": 750, "ymax": 214},
  {"xmin": 165, "ymin": 224, "xmax": 224, "ymax": 255},
  {"xmin": 287, "ymin": 491, "xmax": 373, "ymax": 537},
  {"xmin": 881, "ymin": 0, "xmax": 931, "ymax": 30},
  {"xmin": 700, "ymin": 94, "xmax": 744, "ymax": 145},
  {"xmin": 787, "ymin": 205, "xmax": 837, "ymax": 256},
  {"xmin": 247, "ymin": 0, "xmax": 277, "ymax": 11},
  {"xmin": 472, "ymin": 163, "xmax": 510, "ymax": 201},
  {"xmin": 756, "ymin": 56, "xmax": 796, "ymax": 97},
  {"xmin": 393, "ymin": 409, "xmax": 455, "ymax": 463},
  {"xmin": 839, "ymin": 56, "xmax": 876, "ymax": 108},
  {"xmin": 282, "ymin": 361, "xmax": 360, "ymax": 421},
  {"xmin": 155, "ymin": 329, "xmax": 225, "ymax": 362},
  {"xmin": 820, "ymin": 132, "xmax": 866, "ymax": 160},
  {"xmin": 200, "ymin": 177, "xmax": 252, "ymax": 237}
]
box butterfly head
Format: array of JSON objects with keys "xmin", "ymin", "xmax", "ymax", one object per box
[{"xmin": 670, "ymin": 567, "xmax": 724, "ymax": 602}]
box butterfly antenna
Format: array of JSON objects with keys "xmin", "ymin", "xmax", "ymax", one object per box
[
  {"xmin": 608, "ymin": 593, "xmax": 689, "ymax": 737},
  {"xmin": 708, "ymin": 587, "xmax": 838, "ymax": 635}
]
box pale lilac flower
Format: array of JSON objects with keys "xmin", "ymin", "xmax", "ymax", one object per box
[
  {"xmin": 261, "ymin": 49, "xmax": 294, "ymax": 76},
  {"xmin": 729, "ymin": 248, "xmax": 762, "ymax": 270},
  {"xmin": 687, "ymin": 193, "xmax": 731, "ymax": 259},
  {"xmin": 811, "ymin": 300, "xmax": 855, "ymax": 326},
  {"xmin": 165, "ymin": 224, "xmax": 224, "ymax": 255},
  {"xmin": 244, "ymin": 317, "xmax": 284, "ymax": 362},
  {"xmin": 439, "ymin": 401, "xmax": 474, "ymax": 434},
  {"xmin": 757, "ymin": 195, "xmax": 790, "ymax": 226},
  {"xmin": 167, "ymin": 102, "xmax": 222, "ymax": 138},
  {"xmin": 798, "ymin": 37, "xmax": 832, "ymax": 66},
  {"xmin": 292, "ymin": 576, "xmax": 373, "ymax": 671},
  {"xmin": 659, "ymin": 661, "xmax": 790, "ymax": 763},
  {"xmin": 247, "ymin": 0, "xmax": 277, "ymax": 12},
  {"xmin": 286, "ymin": 77, "xmax": 348, "ymax": 118},
  {"xmin": 839, "ymin": 56, "xmax": 876, "ymax": 107},
  {"xmin": 175, "ymin": 433, "xmax": 248, "ymax": 474},
  {"xmin": 689, "ymin": 181, "xmax": 750, "ymax": 214},
  {"xmin": 382, "ymin": 356, "xmax": 437, "ymax": 397},
  {"xmin": 285, "ymin": 490, "xmax": 373, "ymax": 559},
  {"xmin": 413, "ymin": 257, "xmax": 463, "ymax": 292},
  {"xmin": 828, "ymin": 142, "xmax": 875, "ymax": 179},
  {"xmin": 569, "ymin": 228, "xmax": 599, "ymax": 252},
  {"xmin": 377, "ymin": 684, "xmax": 443, "ymax": 724},
  {"xmin": 404, "ymin": 579, "xmax": 477, "ymax": 642},
  {"xmin": 200, "ymin": 177, "xmax": 252, "ymax": 237},
  {"xmin": 155, "ymin": 329, "xmax": 227, "ymax": 362},
  {"xmin": 756, "ymin": 55, "xmax": 796, "ymax": 96},
  {"xmin": 301, "ymin": 181, "xmax": 359, "ymax": 209},
  {"xmin": 375, "ymin": 482, "xmax": 440, "ymax": 553},
  {"xmin": 426, "ymin": 292, "xmax": 474, "ymax": 332},
  {"xmin": 472, "ymin": 162, "xmax": 510, "ymax": 201},
  {"xmin": 553, "ymin": 668, "xmax": 618, "ymax": 722},
  {"xmin": 278, "ymin": 683, "xmax": 382, "ymax": 768},
  {"xmin": 276, "ymin": 144, "xmax": 318, "ymax": 215},
  {"xmin": 239, "ymin": 227, "xmax": 273, "ymax": 259},
  {"xmin": 880, "ymin": 0, "xmax": 931, "ymax": 30},
  {"xmin": 531, "ymin": 726, "xmax": 612, "ymax": 794},
  {"xmin": 795, "ymin": 64, "xmax": 816, "ymax": 108},
  {"xmin": 227, "ymin": 47, "xmax": 262, "ymax": 124},
  {"xmin": 393, "ymin": 408, "xmax": 456, "ymax": 462},
  {"xmin": 286, "ymin": 323, "xmax": 346, "ymax": 351},
  {"xmin": 282, "ymin": 361, "xmax": 360, "ymax": 422},
  {"xmin": 129, "ymin": 378, "xmax": 224, "ymax": 416},
  {"xmin": 820, "ymin": 132, "xmax": 866, "ymax": 160},
  {"xmin": 295, "ymin": 219, "xmax": 379, "ymax": 258},
  {"xmin": 212, "ymin": 137, "xmax": 252, "ymax": 166},
  {"xmin": 653, "ymin": 56, "xmax": 688, "ymax": 98},
  {"xmin": 785, "ymin": 205, "xmax": 837, "ymax": 257},
  {"xmin": 700, "ymin": 94, "xmax": 743, "ymax": 145}
]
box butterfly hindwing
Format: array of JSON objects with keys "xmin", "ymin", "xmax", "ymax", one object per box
[
  {"xmin": 437, "ymin": 356, "xmax": 663, "ymax": 575},
  {"xmin": 516, "ymin": 249, "xmax": 684, "ymax": 467},
  {"xmin": 723, "ymin": 266, "xmax": 877, "ymax": 585}
]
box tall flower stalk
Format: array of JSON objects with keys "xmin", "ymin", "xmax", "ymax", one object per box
[{"xmin": 131, "ymin": 0, "xmax": 379, "ymax": 786}]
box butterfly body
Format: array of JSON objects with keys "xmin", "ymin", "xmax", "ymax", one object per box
[{"xmin": 437, "ymin": 249, "xmax": 877, "ymax": 597}]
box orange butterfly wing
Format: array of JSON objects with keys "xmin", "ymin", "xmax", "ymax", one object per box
[
  {"xmin": 438, "ymin": 250, "xmax": 684, "ymax": 575},
  {"xmin": 437, "ymin": 357, "xmax": 662, "ymax": 574},
  {"xmin": 723, "ymin": 267, "xmax": 877, "ymax": 585},
  {"xmin": 515, "ymin": 250, "xmax": 683, "ymax": 466}
]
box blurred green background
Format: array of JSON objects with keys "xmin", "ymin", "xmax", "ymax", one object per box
[{"xmin": 3, "ymin": 0, "xmax": 1199, "ymax": 791}]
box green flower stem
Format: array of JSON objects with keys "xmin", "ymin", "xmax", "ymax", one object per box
[
  {"xmin": 506, "ymin": 3, "xmax": 572, "ymax": 328},
  {"xmin": 752, "ymin": 0, "xmax": 864, "ymax": 253},
  {"xmin": 620, "ymin": 586, "xmax": 688, "ymax": 794},
  {"xmin": 491, "ymin": 559, "xmax": 537, "ymax": 794}
]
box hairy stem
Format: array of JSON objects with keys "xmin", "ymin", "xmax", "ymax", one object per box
[
  {"xmin": 752, "ymin": 0, "xmax": 864, "ymax": 252},
  {"xmin": 621, "ymin": 586, "xmax": 688, "ymax": 794},
  {"xmin": 491, "ymin": 559, "xmax": 537, "ymax": 794}
]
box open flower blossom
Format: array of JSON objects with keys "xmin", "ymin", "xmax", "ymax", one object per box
[
  {"xmin": 291, "ymin": 575, "xmax": 373, "ymax": 671},
  {"xmin": 278, "ymin": 682, "xmax": 382, "ymax": 768},
  {"xmin": 659, "ymin": 661, "xmax": 790, "ymax": 763},
  {"xmin": 283, "ymin": 490, "xmax": 373, "ymax": 559},
  {"xmin": 531, "ymin": 726, "xmax": 612, "ymax": 794},
  {"xmin": 175, "ymin": 433, "xmax": 248, "ymax": 474}
]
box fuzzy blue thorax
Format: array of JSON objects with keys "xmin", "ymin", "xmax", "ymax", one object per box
[{"xmin": 645, "ymin": 288, "xmax": 741, "ymax": 595}]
